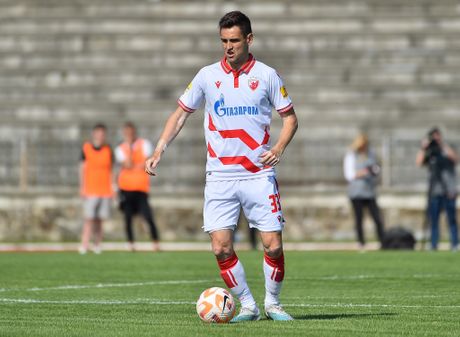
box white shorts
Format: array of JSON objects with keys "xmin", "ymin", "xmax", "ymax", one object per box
[
  {"xmin": 83, "ymin": 197, "xmax": 112, "ymax": 220},
  {"xmin": 203, "ymin": 176, "xmax": 285, "ymax": 233}
]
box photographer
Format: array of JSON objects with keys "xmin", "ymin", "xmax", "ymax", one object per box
[
  {"xmin": 344, "ymin": 134, "xmax": 385, "ymax": 250},
  {"xmin": 416, "ymin": 127, "xmax": 459, "ymax": 251}
]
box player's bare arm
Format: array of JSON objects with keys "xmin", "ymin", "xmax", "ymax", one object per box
[
  {"xmin": 444, "ymin": 144, "xmax": 460, "ymax": 163},
  {"xmin": 259, "ymin": 108, "xmax": 298, "ymax": 167},
  {"xmin": 145, "ymin": 106, "xmax": 191, "ymax": 175},
  {"xmin": 79, "ymin": 162, "xmax": 85, "ymax": 197}
]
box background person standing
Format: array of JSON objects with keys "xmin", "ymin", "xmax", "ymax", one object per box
[
  {"xmin": 79, "ymin": 123, "xmax": 113, "ymax": 254},
  {"xmin": 344, "ymin": 134, "xmax": 385, "ymax": 250},
  {"xmin": 416, "ymin": 127, "xmax": 459, "ymax": 251},
  {"xmin": 115, "ymin": 122, "xmax": 160, "ymax": 252}
]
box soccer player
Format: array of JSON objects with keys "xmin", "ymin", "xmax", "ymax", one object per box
[
  {"xmin": 145, "ymin": 11, "xmax": 298, "ymax": 321},
  {"xmin": 79, "ymin": 123, "xmax": 113, "ymax": 254},
  {"xmin": 116, "ymin": 122, "xmax": 160, "ymax": 252}
]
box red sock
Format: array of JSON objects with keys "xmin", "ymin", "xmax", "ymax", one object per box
[
  {"xmin": 264, "ymin": 252, "xmax": 285, "ymax": 282},
  {"xmin": 217, "ymin": 253, "xmax": 239, "ymax": 288},
  {"xmin": 263, "ymin": 252, "xmax": 285, "ymax": 307}
]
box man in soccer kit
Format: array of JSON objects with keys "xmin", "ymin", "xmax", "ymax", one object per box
[
  {"xmin": 145, "ymin": 11, "xmax": 298, "ymax": 321},
  {"xmin": 79, "ymin": 123, "xmax": 113, "ymax": 254}
]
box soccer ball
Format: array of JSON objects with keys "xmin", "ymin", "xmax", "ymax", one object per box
[{"xmin": 196, "ymin": 287, "xmax": 236, "ymax": 323}]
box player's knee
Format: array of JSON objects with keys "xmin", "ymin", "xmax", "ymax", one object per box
[
  {"xmin": 212, "ymin": 243, "xmax": 234, "ymax": 260},
  {"xmin": 264, "ymin": 244, "xmax": 283, "ymax": 259}
]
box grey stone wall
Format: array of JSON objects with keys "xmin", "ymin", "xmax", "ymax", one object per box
[{"xmin": 1, "ymin": 190, "xmax": 457, "ymax": 243}]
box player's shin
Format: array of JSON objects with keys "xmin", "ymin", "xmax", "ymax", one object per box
[
  {"xmin": 217, "ymin": 253, "xmax": 257, "ymax": 309},
  {"xmin": 263, "ymin": 252, "xmax": 285, "ymax": 307}
]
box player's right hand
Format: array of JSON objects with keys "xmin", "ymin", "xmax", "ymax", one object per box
[{"xmin": 145, "ymin": 154, "xmax": 161, "ymax": 176}]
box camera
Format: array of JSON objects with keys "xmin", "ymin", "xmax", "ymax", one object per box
[
  {"xmin": 367, "ymin": 164, "xmax": 381, "ymax": 176},
  {"xmin": 424, "ymin": 133, "xmax": 446, "ymax": 173},
  {"xmin": 425, "ymin": 138, "xmax": 442, "ymax": 160}
]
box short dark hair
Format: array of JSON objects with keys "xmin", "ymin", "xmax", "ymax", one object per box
[
  {"xmin": 123, "ymin": 121, "xmax": 136, "ymax": 130},
  {"xmin": 219, "ymin": 11, "xmax": 252, "ymax": 37},
  {"xmin": 428, "ymin": 126, "xmax": 440, "ymax": 138},
  {"xmin": 93, "ymin": 123, "xmax": 106, "ymax": 131}
]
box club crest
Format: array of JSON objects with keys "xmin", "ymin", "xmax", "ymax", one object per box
[{"xmin": 248, "ymin": 77, "xmax": 259, "ymax": 91}]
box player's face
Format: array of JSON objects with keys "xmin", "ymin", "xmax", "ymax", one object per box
[
  {"xmin": 123, "ymin": 126, "xmax": 136, "ymax": 143},
  {"xmin": 92, "ymin": 128, "xmax": 106, "ymax": 147},
  {"xmin": 220, "ymin": 26, "xmax": 253, "ymax": 68},
  {"xmin": 432, "ymin": 131, "xmax": 442, "ymax": 144}
]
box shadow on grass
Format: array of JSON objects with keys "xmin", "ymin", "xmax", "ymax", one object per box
[{"xmin": 294, "ymin": 312, "xmax": 397, "ymax": 320}]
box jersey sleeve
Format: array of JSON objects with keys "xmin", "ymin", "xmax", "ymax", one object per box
[
  {"xmin": 178, "ymin": 69, "xmax": 205, "ymax": 113},
  {"xmin": 268, "ymin": 70, "xmax": 293, "ymax": 115},
  {"xmin": 142, "ymin": 139, "xmax": 154, "ymax": 157},
  {"xmin": 343, "ymin": 151, "xmax": 356, "ymax": 182},
  {"xmin": 114, "ymin": 145, "xmax": 125, "ymax": 163}
]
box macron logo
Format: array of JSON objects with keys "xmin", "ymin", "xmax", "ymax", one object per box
[{"xmin": 215, "ymin": 81, "xmax": 222, "ymax": 88}]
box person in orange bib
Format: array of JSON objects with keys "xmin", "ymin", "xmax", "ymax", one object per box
[
  {"xmin": 79, "ymin": 123, "xmax": 114, "ymax": 254},
  {"xmin": 115, "ymin": 122, "xmax": 160, "ymax": 252}
]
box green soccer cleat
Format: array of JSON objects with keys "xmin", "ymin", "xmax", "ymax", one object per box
[
  {"xmin": 265, "ymin": 305, "xmax": 294, "ymax": 321},
  {"xmin": 230, "ymin": 306, "xmax": 261, "ymax": 323}
]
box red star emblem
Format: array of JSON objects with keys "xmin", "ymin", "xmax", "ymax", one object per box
[{"xmin": 248, "ymin": 77, "xmax": 259, "ymax": 91}]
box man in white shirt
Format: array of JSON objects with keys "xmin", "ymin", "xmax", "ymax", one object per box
[{"xmin": 145, "ymin": 11, "xmax": 298, "ymax": 321}]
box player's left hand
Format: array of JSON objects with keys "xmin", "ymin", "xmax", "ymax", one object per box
[
  {"xmin": 259, "ymin": 148, "xmax": 282, "ymax": 167},
  {"xmin": 145, "ymin": 153, "xmax": 161, "ymax": 176}
]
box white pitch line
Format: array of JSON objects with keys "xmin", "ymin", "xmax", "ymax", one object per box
[
  {"xmin": 285, "ymin": 294, "xmax": 460, "ymax": 300},
  {"xmin": 0, "ymin": 298, "xmax": 459, "ymax": 309},
  {"xmin": 0, "ymin": 279, "xmax": 217, "ymax": 293},
  {"xmin": 2, "ymin": 273, "xmax": 459, "ymax": 294},
  {"xmin": 287, "ymin": 274, "xmax": 460, "ymax": 281},
  {"xmin": 0, "ymin": 298, "xmax": 195, "ymax": 305},
  {"xmin": 284, "ymin": 303, "xmax": 460, "ymax": 309}
]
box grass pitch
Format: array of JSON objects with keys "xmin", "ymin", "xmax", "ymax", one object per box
[{"xmin": 0, "ymin": 250, "xmax": 459, "ymax": 337}]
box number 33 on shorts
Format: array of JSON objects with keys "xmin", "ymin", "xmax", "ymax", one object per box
[
  {"xmin": 268, "ymin": 192, "xmax": 281, "ymax": 213},
  {"xmin": 203, "ymin": 176, "xmax": 285, "ymax": 233}
]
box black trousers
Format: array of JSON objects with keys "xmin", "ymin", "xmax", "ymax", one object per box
[
  {"xmin": 350, "ymin": 198, "xmax": 384, "ymax": 245},
  {"xmin": 120, "ymin": 190, "xmax": 159, "ymax": 242},
  {"xmin": 248, "ymin": 228, "xmax": 257, "ymax": 250}
]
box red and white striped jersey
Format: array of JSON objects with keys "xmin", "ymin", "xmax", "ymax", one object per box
[{"xmin": 178, "ymin": 54, "xmax": 293, "ymax": 181}]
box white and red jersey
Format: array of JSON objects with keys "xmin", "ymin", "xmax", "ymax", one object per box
[{"xmin": 178, "ymin": 54, "xmax": 293, "ymax": 181}]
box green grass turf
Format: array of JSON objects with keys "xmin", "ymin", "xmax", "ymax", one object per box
[{"xmin": 0, "ymin": 251, "xmax": 459, "ymax": 337}]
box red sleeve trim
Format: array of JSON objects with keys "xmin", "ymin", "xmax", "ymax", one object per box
[
  {"xmin": 178, "ymin": 99, "xmax": 195, "ymax": 113},
  {"xmin": 277, "ymin": 103, "xmax": 294, "ymax": 114}
]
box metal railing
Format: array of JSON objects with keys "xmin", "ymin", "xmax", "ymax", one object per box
[{"xmin": 0, "ymin": 134, "xmax": 458, "ymax": 192}]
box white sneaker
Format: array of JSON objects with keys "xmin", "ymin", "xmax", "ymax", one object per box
[
  {"xmin": 230, "ymin": 306, "xmax": 261, "ymax": 323},
  {"xmin": 128, "ymin": 242, "xmax": 136, "ymax": 252},
  {"xmin": 92, "ymin": 246, "xmax": 102, "ymax": 254},
  {"xmin": 265, "ymin": 305, "xmax": 294, "ymax": 321},
  {"xmin": 78, "ymin": 247, "xmax": 87, "ymax": 255}
]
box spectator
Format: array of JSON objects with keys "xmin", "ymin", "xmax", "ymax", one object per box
[
  {"xmin": 416, "ymin": 127, "xmax": 459, "ymax": 251},
  {"xmin": 79, "ymin": 123, "xmax": 113, "ymax": 254},
  {"xmin": 115, "ymin": 122, "xmax": 160, "ymax": 252},
  {"xmin": 344, "ymin": 134, "xmax": 385, "ymax": 250}
]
